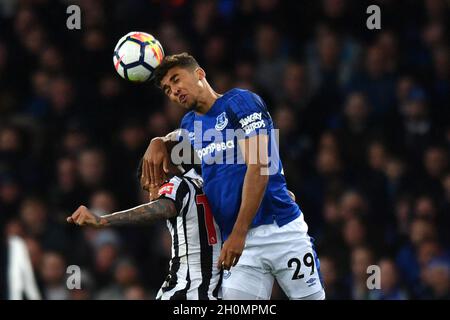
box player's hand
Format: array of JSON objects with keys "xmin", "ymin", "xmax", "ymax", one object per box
[
  {"xmin": 67, "ymin": 205, "xmax": 105, "ymax": 227},
  {"xmin": 142, "ymin": 138, "xmax": 171, "ymax": 190},
  {"xmin": 149, "ymin": 184, "xmax": 160, "ymax": 201},
  {"xmin": 217, "ymin": 231, "xmax": 246, "ymax": 270}
]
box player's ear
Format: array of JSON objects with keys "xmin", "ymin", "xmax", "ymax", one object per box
[{"xmin": 196, "ymin": 67, "xmax": 206, "ymax": 80}]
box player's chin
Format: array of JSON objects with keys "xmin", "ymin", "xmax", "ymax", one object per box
[
  {"xmin": 186, "ymin": 102, "xmax": 197, "ymax": 111},
  {"xmin": 175, "ymin": 100, "xmax": 190, "ymax": 110}
]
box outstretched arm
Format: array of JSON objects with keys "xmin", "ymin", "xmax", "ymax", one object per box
[
  {"xmin": 67, "ymin": 199, "xmax": 177, "ymax": 227},
  {"xmin": 217, "ymin": 134, "xmax": 270, "ymax": 270}
]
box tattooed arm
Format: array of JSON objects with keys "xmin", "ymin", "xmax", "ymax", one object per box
[
  {"xmin": 101, "ymin": 199, "xmax": 177, "ymax": 226},
  {"xmin": 67, "ymin": 199, "xmax": 177, "ymax": 227}
]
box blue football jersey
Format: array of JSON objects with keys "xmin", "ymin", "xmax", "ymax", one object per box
[{"xmin": 179, "ymin": 88, "xmax": 301, "ymax": 240}]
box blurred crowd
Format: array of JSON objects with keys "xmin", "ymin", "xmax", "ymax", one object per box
[{"xmin": 0, "ymin": 0, "xmax": 449, "ymax": 300}]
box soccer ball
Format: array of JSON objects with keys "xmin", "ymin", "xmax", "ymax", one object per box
[{"xmin": 113, "ymin": 31, "xmax": 164, "ymax": 82}]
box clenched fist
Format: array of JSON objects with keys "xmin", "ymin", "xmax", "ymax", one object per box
[{"xmin": 67, "ymin": 205, "xmax": 107, "ymax": 227}]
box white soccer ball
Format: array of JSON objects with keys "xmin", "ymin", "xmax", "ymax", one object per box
[{"xmin": 113, "ymin": 31, "xmax": 164, "ymax": 82}]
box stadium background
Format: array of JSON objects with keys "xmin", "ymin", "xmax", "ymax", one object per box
[{"xmin": 0, "ymin": 0, "xmax": 449, "ymax": 300}]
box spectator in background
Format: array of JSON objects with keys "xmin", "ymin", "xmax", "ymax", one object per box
[
  {"xmin": 0, "ymin": 174, "xmax": 22, "ymax": 229},
  {"xmin": 338, "ymin": 190, "xmax": 368, "ymax": 221},
  {"xmin": 77, "ymin": 147, "xmax": 109, "ymax": 192},
  {"xmin": 23, "ymin": 236, "xmax": 43, "ymax": 282},
  {"xmin": 396, "ymin": 218, "xmax": 439, "ymax": 296},
  {"xmin": 96, "ymin": 258, "xmax": 140, "ymax": 300},
  {"xmin": 430, "ymin": 45, "xmax": 449, "ymax": 126},
  {"xmin": 44, "ymin": 76, "xmax": 77, "ymax": 138},
  {"xmin": 0, "ymin": 0, "xmax": 448, "ymax": 300},
  {"xmin": 50, "ymin": 156, "xmax": 84, "ymax": 218},
  {"xmin": 317, "ymin": 194, "xmax": 344, "ymax": 250},
  {"xmin": 26, "ymin": 70, "xmax": 51, "ymax": 118},
  {"xmin": 254, "ymin": 23, "xmax": 287, "ymax": 100},
  {"xmin": 440, "ymin": 173, "xmax": 450, "ymax": 247},
  {"xmin": 189, "ymin": 0, "xmax": 226, "ymax": 55},
  {"xmin": 273, "ymin": 105, "xmax": 304, "ymax": 191},
  {"xmin": 367, "ymin": 140, "xmax": 388, "ymax": 175},
  {"xmin": 279, "ymin": 61, "xmax": 310, "ymax": 110},
  {"xmin": 0, "ymin": 41, "xmax": 18, "ymax": 115},
  {"xmin": 0, "ymin": 221, "xmax": 42, "ymax": 300},
  {"xmin": 39, "ymin": 46, "xmax": 65, "ymax": 75},
  {"xmin": 305, "ymin": 27, "xmax": 343, "ymax": 133},
  {"xmin": 348, "ymin": 246, "xmax": 375, "ymax": 300},
  {"xmin": 111, "ymin": 120, "xmax": 147, "ymax": 206},
  {"xmin": 392, "ymin": 195, "xmax": 414, "ymax": 244},
  {"xmin": 84, "ymin": 189, "xmax": 150, "ymax": 269},
  {"xmin": 163, "ymin": 99, "xmax": 187, "ymax": 129},
  {"xmin": 87, "ymin": 74, "xmax": 128, "ymax": 138},
  {"xmin": 19, "ymin": 196, "xmax": 68, "ymax": 253},
  {"xmin": 0, "ymin": 125, "xmax": 38, "ymax": 189},
  {"xmin": 59, "ymin": 123, "xmax": 90, "ymax": 157},
  {"xmin": 397, "ymin": 87, "xmax": 435, "ymax": 164},
  {"xmin": 124, "ymin": 284, "xmax": 148, "ymax": 300},
  {"xmin": 421, "ymin": 258, "xmax": 450, "ymax": 299},
  {"xmin": 396, "ymin": 75, "xmax": 416, "ymax": 107},
  {"xmin": 336, "ymin": 92, "xmax": 374, "ymax": 171},
  {"xmin": 417, "ymin": 239, "xmax": 447, "ymax": 271},
  {"xmin": 39, "ymin": 252, "xmax": 67, "ymax": 300},
  {"xmin": 210, "ymin": 71, "xmax": 233, "ymax": 95},
  {"xmin": 384, "ymin": 155, "xmax": 409, "ymax": 200},
  {"xmin": 306, "ymin": 26, "xmax": 354, "ymax": 97},
  {"xmin": 303, "ymin": 131, "xmax": 347, "ymax": 211},
  {"xmin": 342, "ymin": 216, "xmax": 370, "ymax": 259},
  {"xmin": 414, "ymin": 195, "xmax": 439, "ymax": 221},
  {"xmin": 69, "ymin": 270, "xmax": 95, "ymax": 301},
  {"xmin": 363, "ymin": 140, "xmax": 390, "ymax": 219},
  {"xmin": 319, "ymin": 255, "xmax": 350, "ymax": 300},
  {"xmin": 347, "ymin": 45, "xmax": 396, "ymax": 120},
  {"xmin": 202, "ymin": 33, "xmax": 230, "ymax": 75},
  {"xmin": 368, "ymin": 258, "xmax": 408, "ymax": 300},
  {"xmin": 92, "ymin": 233, "xmax": 121, "ymax": 291},
  {"xmin": 157, "ymin": 21, "xmax": 191, "ymax": 56},
  {"xmin": 422, "ymin": 145, "xmax": 448, "ymax": 195},
  {"xmin": 415, "ymin": 239, "xmax": 450, "ymax": 298},
  {"xmin": 375, "ymin": 31, "xmax": 399, "ymax": 73},
  {"xmin": 233, "ymin": 58, "xmax": 257, "ymax": 92},
  {"xmin": 147, "ymin": 112, "xmax": 171, "ymax": 139}
]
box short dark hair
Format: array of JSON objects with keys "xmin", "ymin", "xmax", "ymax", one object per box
[{"xmin": 153, "ymin": 52, "xmax": 199, "ymax": 88}]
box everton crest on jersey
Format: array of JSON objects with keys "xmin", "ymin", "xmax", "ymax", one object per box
[{"xmin": 179, "ymin": 88, "xmax": 301, "ymax": 240}]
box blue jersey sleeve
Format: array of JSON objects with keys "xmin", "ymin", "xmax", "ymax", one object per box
[{"xmin": 225, "ymin": 90, "xmax": 272, "ymax": 138}]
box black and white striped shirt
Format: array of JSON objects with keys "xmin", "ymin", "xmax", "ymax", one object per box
[{"xmin": 156, "ymin": 169, "xmax": 222, "ymax": 300}]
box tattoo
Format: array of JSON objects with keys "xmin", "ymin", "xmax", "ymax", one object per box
[{"xmin": 101, "ymin": 199, "xmax": 177, "ymax": 226}]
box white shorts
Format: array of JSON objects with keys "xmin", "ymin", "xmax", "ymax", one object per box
[{"xmin": 222, "ymin": 214, "xmax": 324, "ymax": 300}]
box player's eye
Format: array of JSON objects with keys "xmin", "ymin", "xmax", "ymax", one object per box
[{"xmin": 174, "ymin": 78, "xmax": 179, "ymax": 83}]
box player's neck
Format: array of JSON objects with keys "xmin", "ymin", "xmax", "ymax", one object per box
[{"xmin": 195, "ymin": 87, "xmax": 222, "ymax": 115}]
